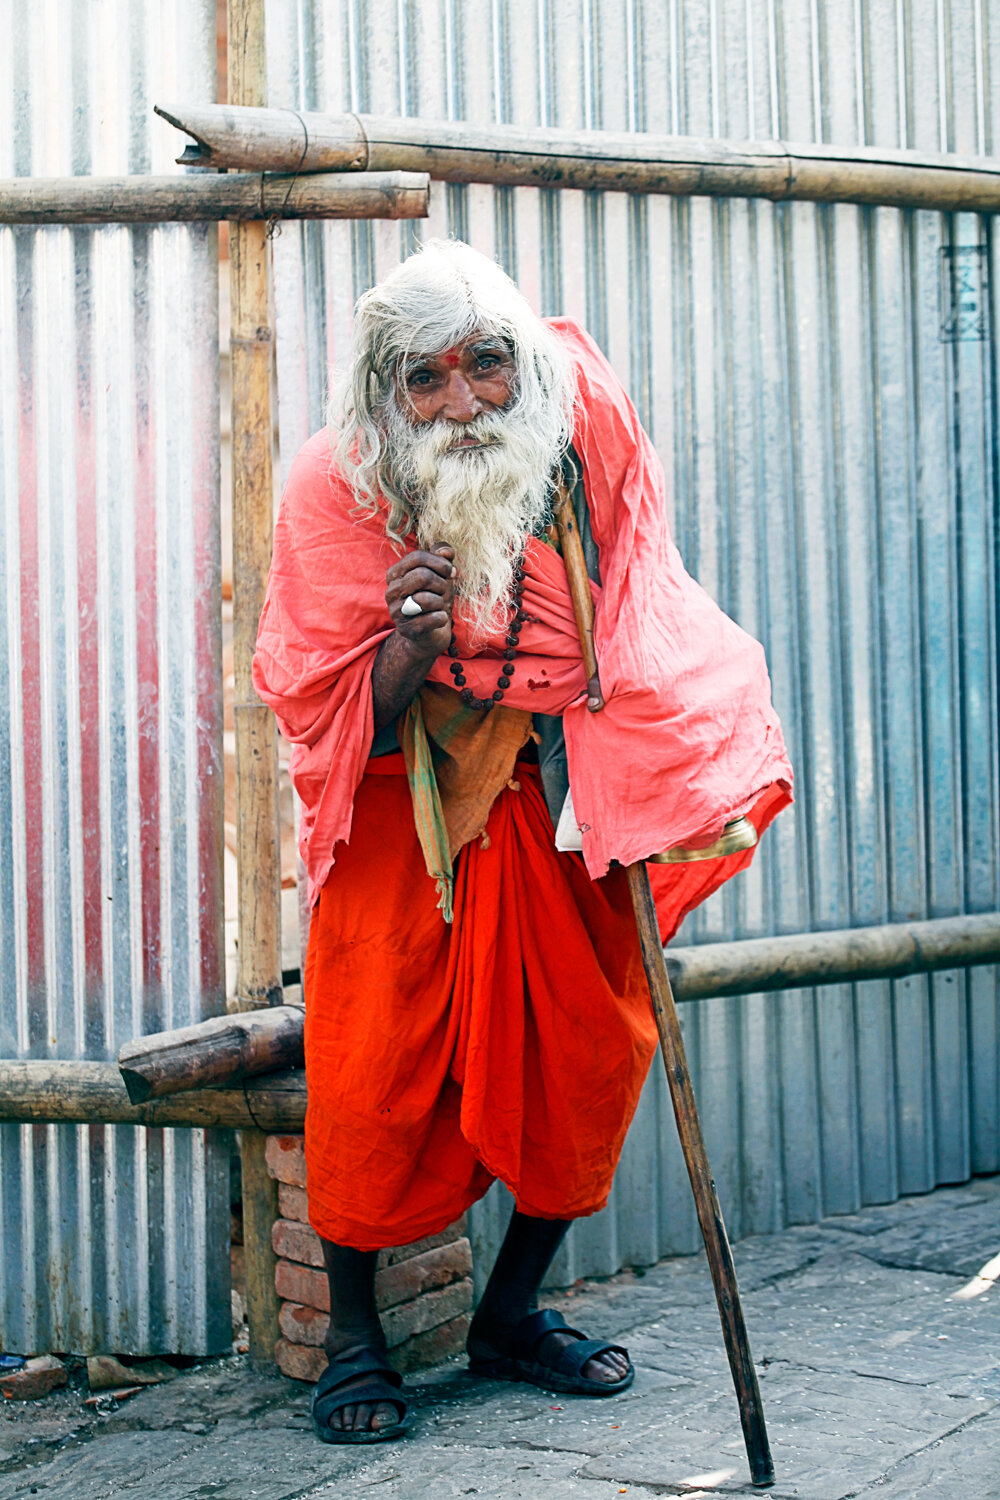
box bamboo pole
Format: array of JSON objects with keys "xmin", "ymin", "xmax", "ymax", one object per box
[
  {"xmin": 0, "ymin": 1061, "xmax": 307, "ymax": 1130},
  {"xmin": 157, "ymin": 102, "xmax": 367, "ymax": 173},
  {"xmin": 666, "ymin": 911, "xmax": 1000, "ymax": 1001},
  {"xmin": 118, "ymin": 1005, "xmax": 305, "ymax": 1103},
  {"xmin": 553, "ymin": 484, "xmax": 774, "ymax": 1489},
  {"xmin": 157, "ymin": 102, "xmax": 1000, "ymax": 214},
  {"xmin": 0, "ymin": 172, "xmax": 429, "ymax": 225},
  {"xmin": 228, "ymin": 0, "xmax": 282, "ymax": 1369}
]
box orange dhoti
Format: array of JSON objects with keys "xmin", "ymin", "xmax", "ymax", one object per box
[{"xmin": 303, "ymin": 754, "xmax": 659, "ymax": 1251}]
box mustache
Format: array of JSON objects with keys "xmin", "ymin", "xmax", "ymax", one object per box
[{"xmin": 410, "ymin": 410, "xmax": 509, "ymax": 458}]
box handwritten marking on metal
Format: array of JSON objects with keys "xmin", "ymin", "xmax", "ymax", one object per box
[{"xmin": 940, "ymin": 246, "xmax": 989, "ymax": 343}]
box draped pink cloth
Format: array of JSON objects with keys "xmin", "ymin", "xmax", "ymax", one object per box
[{"xmin": 254, "ymin": 319, "xmax": 793, "ymax": 932}]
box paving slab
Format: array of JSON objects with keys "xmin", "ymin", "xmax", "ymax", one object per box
[
  {"xmin": 0, "ymin": 1428, "xmax": 204, "ymax": 1500},
  {"xmin": 850, "ymin": 1405, "xmax": 1000, "ymax": 1498},
  {"xmin": 1, "ymin": 1177, "xmax": 997, "ymax": 1499},
  {"xmin": 578, "ymin": 1364, "xmax": 994, "ymax": 1498}
]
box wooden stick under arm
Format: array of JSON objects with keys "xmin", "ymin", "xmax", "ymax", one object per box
[{"xmin": 551, "ymin": 481, "xmax": 604, "ymax": 709}]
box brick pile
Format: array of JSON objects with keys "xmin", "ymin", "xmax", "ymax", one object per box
[{"xmin": 265, "ymin": 1135, "xmax": 474, "ymax": 1380}]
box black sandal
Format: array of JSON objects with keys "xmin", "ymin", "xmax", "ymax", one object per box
[
  {"xmin": 310, "ymin": 1347, "xmax": 408, "ymax": 1445},
  {"xmin": 468, "ymin": 1308, "xmax": 634, "ymax": 1396}
]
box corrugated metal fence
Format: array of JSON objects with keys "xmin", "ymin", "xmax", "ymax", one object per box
[
  {"xmin": 267, "ymin": 0, "xmax": 1000, "ymax": 1290},
  {"xmin": 0, "ymin": 0, "xmax": 230, "ymax": 1353}
]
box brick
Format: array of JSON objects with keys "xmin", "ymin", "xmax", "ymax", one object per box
[
  {"xmin": 275, "ymin": 1259, "xmax": 329, "ymax": 1312},
  {"xmin": 274, "ymin": 1337, "xmax": 326, "ymax": 1384},
  {"xmin": 376, "ymin": 1240, "xmax": 472, "ymax": 1311},
  {"xmin": 272, "ymin": 1218, "xmax": 324, "ymax": 1268},
  {"xmin": 264, "ymin": 1134, "xmax": 306, "ymax": 1187},
  {"xmin": 0, "ymin": 1355, "xmax": 68, "ymax": 1400},
  {"xmin": 382, "ymin": 1278, "xmax": 473, "ymax": 1347},
  {"xmin": 279, "ymin": 1301, "xmax": 328, "ymax": 1348},
  {"xmin": 274, "ymin": 1238, "xmax": 472, "ymax": 1316},
  {"xmin": 379, "ymin": 1216, "xmax": 468, "ymax": 1267},
  {"xmin": 274, "ymin": 1267, "xmax": 472, "ymax": 1351},
  {"xmin": 393, "ymin": 1313, "xmax": 470, "ymax": 1372},
  {"xmin": 277, "ymin": 1182, "xmax": 310, "ymax": 1223}
]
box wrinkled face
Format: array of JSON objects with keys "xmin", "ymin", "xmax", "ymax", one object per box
[
  {"xmin": 397, "ymin": 336, "xmax": 517, "ymax": 431},
  {"xmin": 381, "ymin": 329, "xmax": 560, "ymax": 642}
]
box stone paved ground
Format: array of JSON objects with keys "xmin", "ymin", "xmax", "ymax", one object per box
[{"xmin": 2, "ymin": 1176, "xmax": 999, "ymax": 1499}]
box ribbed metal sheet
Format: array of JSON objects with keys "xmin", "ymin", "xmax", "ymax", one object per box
[
  {"xmin": 268, "ymin": 0, "xmax": 1000, "ymax": 1289},
  {"xmin": 0, "ymin": 0, "xmax": 230, "ymax": 1353}
]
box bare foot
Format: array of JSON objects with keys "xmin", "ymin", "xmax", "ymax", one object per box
[
  {"xmin": 467, "ymin": 1313, "xmax": 632, "ymax": 1387},
  {"xmin": 324, "ymin": 1373, "xmax": 399, "ymax": 1434},
  {"xmin": 313, "ymin": 1347, "xmax": 405, "ymax": 1438},
  {"xmin": 536, "ymin": 1329, "xmax": 630, "ymax": 1384}
]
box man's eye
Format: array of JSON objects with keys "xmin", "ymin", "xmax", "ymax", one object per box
[
  {"xmin": 476, "ymin": 355, "xmax": 501, "ymax": 371},
  {"xmin": 407, "ymin": 370, "xmax": 435, "ymax": 387}
]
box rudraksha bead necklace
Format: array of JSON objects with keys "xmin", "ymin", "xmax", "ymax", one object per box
[{"xmin": 447, "ymin": 557, "xmax": 526, "ymax": 711}]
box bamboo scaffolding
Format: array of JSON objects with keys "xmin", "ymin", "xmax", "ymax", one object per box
[
  {"xmin": 5, "ymin": 909, "xmax": 997, "ymax": 1132},
  {"xmin": 0, "ymin": 171, "xmax": 428, "ymax": 224},
  {"xmin": 104, "ymin": 909, "xmax": 1000, "ymax": 1103},
  {"xmin": 157, "ymin": 102, "xmax": 1000, "ymax": 213}
]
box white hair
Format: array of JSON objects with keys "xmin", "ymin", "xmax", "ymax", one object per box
[{"xmin": 330, "ymin": 239, "xmax": 576, "ymax": 549}]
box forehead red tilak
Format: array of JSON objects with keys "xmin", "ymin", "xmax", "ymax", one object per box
[{"xmin": 441, "ymin": 349, "xmax": 462, "ymax": 368}]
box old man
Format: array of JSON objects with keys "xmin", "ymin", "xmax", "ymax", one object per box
[{"xmin": 254, "ymin": 240, "xmax": 792, "ymax": 1442}]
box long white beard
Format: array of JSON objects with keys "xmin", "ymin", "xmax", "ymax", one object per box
[{"xmin": 384, "ymin": 401, "xmax": 563, "ymax": 642}]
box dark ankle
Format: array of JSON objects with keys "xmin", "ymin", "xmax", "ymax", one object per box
[
  {"xmin": 319, "ymin": 1238, "xmax": 385, "ymax": 1364},
  {"xmin": 325, "ymin": 1334, "xmax": 387, "ymax": 1363},
  {"xmin": 468, "ymin": 1294, "xmax": 536, "ymax": 1356}
]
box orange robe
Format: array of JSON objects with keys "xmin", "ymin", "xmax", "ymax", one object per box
[
  {"xmin": 256, "ymin": 320, "xmax": 794, "ymax": 1249},
  {"xmin": 303, "ymin": 755, "xmax": 658, "ymax": 1250}
]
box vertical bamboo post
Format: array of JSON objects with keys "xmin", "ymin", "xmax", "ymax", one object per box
[{"xmin": 228, "ymin": 0, "xmax": 282, "ymax": 1366}]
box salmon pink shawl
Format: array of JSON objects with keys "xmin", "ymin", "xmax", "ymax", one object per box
[{"xmin": 254, "ymin": 319, "xmax": 793, "ymax": 935}]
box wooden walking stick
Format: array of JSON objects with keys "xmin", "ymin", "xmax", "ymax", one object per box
[{"xmin": 552, "ymin": 483, "xmax": 775, "ymax": 1489}]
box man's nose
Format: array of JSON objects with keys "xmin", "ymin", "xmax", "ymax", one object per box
[{"xmin": 440, "ymin": 372, "xmax": 483, "ymax": 423}]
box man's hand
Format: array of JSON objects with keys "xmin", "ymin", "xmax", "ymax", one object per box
[
  {"xmin": 372, "ymin": 543, "xmax": 457, "ymax": 732},
  {"xmin": 385, "ymin": 544, "xmax": 456, "ymax": 656}
]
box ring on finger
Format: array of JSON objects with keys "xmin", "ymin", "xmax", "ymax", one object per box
[{"xmin": 400, "ymin": 596, "xmax": 423, "ymax": 618}]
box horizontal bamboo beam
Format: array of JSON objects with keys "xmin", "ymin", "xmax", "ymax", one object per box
[
  {"xmin": 0, "ymin": 170, "xmax": 428, "ymax": 224},
  {"xmin": 118, "ymin": 1005, "xmax": 304, "ymax": 1103},
  {"xmin": 664, "ymin": 912, "xmax": 1000, "ymax": 1001},
  {"xmin": 0, "ymin": 1061, "xmax": 306, "ymax": 1130},
  {"xmin": 157, "ymin": 102, "xmax": 1000, "ymax": 213},
  {"xmin": 2, "ymin": 913, "xmax": 992, "ymax": 1129},
  {"xmin": 159, "ymin": 102, "xmax": 368, "ymax": 173}
]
